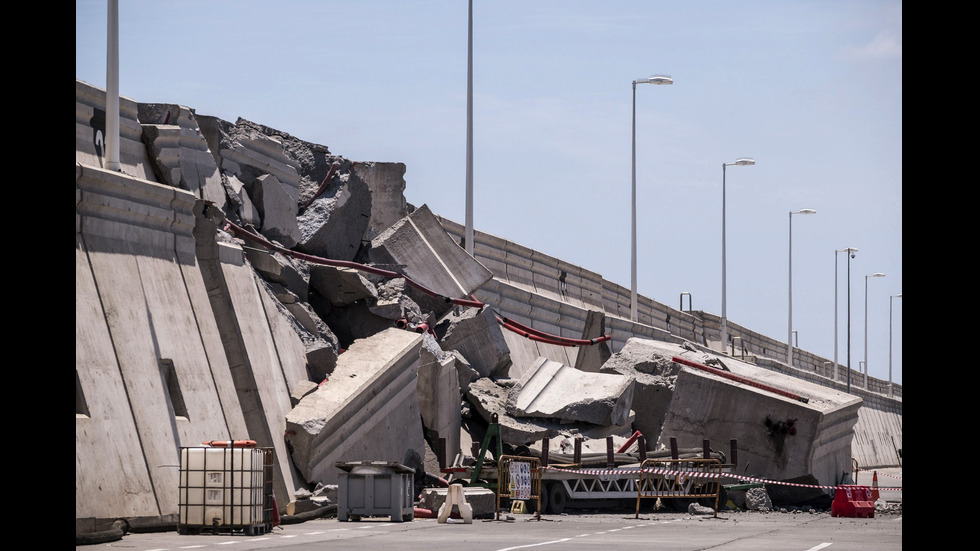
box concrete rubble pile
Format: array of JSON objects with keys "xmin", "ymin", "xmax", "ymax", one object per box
[{"xmin": 76, "ymin": 79, "xmax": 867, "ymax": 531}]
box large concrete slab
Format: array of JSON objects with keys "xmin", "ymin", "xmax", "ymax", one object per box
[
  {"xmin": 508, "ymin": 357, "xmax": 634, "ymax": 427},
  {"xmin": 650, "ymin": 341, "xmax": 861, "ymax": 487},
  {"xmin": 369, "ymin": 204, "xmax": 492, "ymax": 316},
  {"xmin": 285, "ymin": 328, "xmax": 426, "ymax": 486}
]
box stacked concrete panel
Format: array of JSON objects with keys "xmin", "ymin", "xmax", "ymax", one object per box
[
  {"xmin": 137, "ymin": 103, "xmax": 226, "ymax": 208},
  {"xmin": 75, "ymin": 79, "xmax": 156, "ymax": 181}
]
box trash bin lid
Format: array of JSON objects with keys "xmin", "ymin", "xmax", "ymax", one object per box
[{"xmin": 335, "ymin": 460, "xmax": 416, "ymax": 474}]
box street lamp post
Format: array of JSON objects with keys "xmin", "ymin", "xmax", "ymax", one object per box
[
  {"xmin": 464, "ymin": 0, "xmax": 474, "ymax": 256},
  {"xmin": 720, "ymin": 158, "xmax": 755, "ymax": 352},
  {"xmin": 787, "ymin": 209, "xmax": 816, "ymax": 366},
  {"xmin": 834, "ymin": 248, "xmax": 857, "ymax": 382},
  {"xmin": 889, "ymin": 293, "xmax": 902, "ymax": 397},
  {"xmin": 864, "ymin": 272, "xmax": 886, "ymax": 387},
  {"xmin": 846, "ymin": 249, "xmax": 856, "ymax": 393},
  {"xmin": 630, "ymin": 75, "xmax": 673, "ymax": 322}
]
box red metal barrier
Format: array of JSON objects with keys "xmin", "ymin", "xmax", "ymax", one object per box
[{"xmin": 830, "ymin": 485, "xmax": 875, "ymax": 518}]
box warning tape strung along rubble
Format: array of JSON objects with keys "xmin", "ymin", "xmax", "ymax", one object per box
[
  {"xmin": 217, "ymin": 216, "xmax": 610, "ymax": 347},
  {"xmin": 855, "ymin": 467, "xmax": 901, "ymax": 480},
  {"xmin": 540, "ymin": 466, "xmax": 903, "ymax": 492}
]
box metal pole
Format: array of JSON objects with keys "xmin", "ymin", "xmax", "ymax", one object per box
[
  {"xmin": 864, "ymin": 275, "xmax": 869, "ymax": 376},
  {"xmin": 834, "ymin": 250, "xmax": 839, "ymax": 380},
  {"xmin": 721, "ymin": 163, "xmax": 728, "ymax": 351},
  {"xmin": 846, "ymin": 253, "xmax": 851, "ymax": 393},
  {"xmin": 464, "ymin": 0, "xmax": 474, "ymax": 256},
  {"xmin": 889, "ymin": 293, "xmax": 901, "ymax": 396},
  {"xmin": 631, "ymin": 81, "xmax": 638, "ymax": 322},
  {"xmin": 787, "ymin": 212, "xmax": 793, "ymax": 366},
  {"xmin": 106, "ymin": 0, "xmax": 120, "ymax": 172}
]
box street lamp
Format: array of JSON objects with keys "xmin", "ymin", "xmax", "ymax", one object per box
[
  {"xmin": 889, "ymin": 293, "xmax": 902, "ymax": 396},
  {"xmin": 864, "ymin": 272, "xmax": 886, "ymax": 385},
  {"xmin": 464, "ymin": 0, "xmax": 474, "ymax": 255},
  {"xmin": 720, "ymin": 158, "xmax": 755, "ymax": 352},
  {"xmin": 834, "ymin": 248, "xmax": 857, "ymax": 382},
  {"xmin": 787, "ymin": 208, "xmax": 816, "ymax": 366},
  {"xmin": 845, "ymin": 248, "xmax": 858, "ymax": 393},
  {"xmin": 630, "ymin": 75, "xmax": 673, "ymax": 322}
]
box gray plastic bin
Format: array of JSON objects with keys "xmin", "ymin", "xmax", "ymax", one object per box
[{"xmin": 336, "ymin": 461, "xmax": 415, "ymax": 522}]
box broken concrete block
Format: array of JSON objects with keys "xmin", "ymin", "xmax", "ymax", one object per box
[
  {"xmin": 509, "ymin": 357, "xmax": 635, "ymax": 427},
  {"xmin": 368, "ymin": 278, "xmax": 423, "ymax": 322},
  {"xmin": 252, "ymin": 173, "xmax": 301, "ymax": 248},
  {"xmin": 309, "ymin": 264, "xmax": 378, "ymax": 307},
  {"xmin": 418, "ymin": 334, "xmax": 462, "ymax": 468},
  {"xmin": 572, "ymin": 310, "xmax": 612, "ymax": 372},
  {"xmin": 465, "ymin": 378, "xmax": 553, "ymax": 445},
  {"xmin": 296, "ymin": 169, "xmax": 372, "ymax": 262},
  {"xmin": 368, "ymin": 204, "xmax": 492, "ymax": 318},
  {"xmin": 284, "ymin": 328, "xmax": 426, "ymax": 486},
  {"xmin": 438, "ymin": 306, "xmax": 512, "ymax": 379},
  {"xmin": 138, "ymin": 103, "xmax": 226, "ymax": 209},
  {"xmin": 419, "ymin": 486, "xmax": 496, "ymax": 519},
  {"xmin": 351, "ymin": 161, "xmax": 410, "ymax": 242}
]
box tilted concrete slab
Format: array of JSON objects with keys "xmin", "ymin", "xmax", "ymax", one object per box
[
  {"xmin": 285, "ymin": 328, "xmax": 426, "ymax": 486},
  {"xmin": 418, "ymin": 335, "xmax": 462, "ymax": 467},
  {"xmin": 464, "ymin": 377, "xmax": 633, "ymax": 448},
  {"xmin": 648, "ymin": 341, "xmax": 861, "ymax": 487},
  {"xmin": 369, "ymin": 204, "xmax": 492, "ymax": 316},
  {"xmin": 508, "ymin": 357, "xmax": 635, "ymax": 427}
]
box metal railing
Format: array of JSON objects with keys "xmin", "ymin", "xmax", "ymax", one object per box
[
  {"xmin": 635, "ymin": 458, "xmax": 723, "ymax": 518},
  {"xmin": 496, "ymin": 455, "xmax": 542, "ymax": 520}
]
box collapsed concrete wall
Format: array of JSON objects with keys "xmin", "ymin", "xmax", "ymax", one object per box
[{"xmin": 77, "ymin": 78, "xmax": 900, "ymax": 533}]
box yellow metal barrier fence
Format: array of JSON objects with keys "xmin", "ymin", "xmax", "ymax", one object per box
[
  {"xmin": 635, "ymin": 458, "xmax": 723, "ymax": 518},
  {"xmin": 496, "ymin": 455, "xmax": 542, "ymax": 521}
]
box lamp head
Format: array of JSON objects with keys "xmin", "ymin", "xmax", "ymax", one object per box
[
  {"xmin": 635, "ymin": 75, "xmax": 673, "ymax": 85},
  {"xmin": 734, "ymin": 158, "xmax": 755, "ymax": 166}
]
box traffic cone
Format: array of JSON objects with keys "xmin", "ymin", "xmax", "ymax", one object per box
[{"xmin": 871, "ymin": 471, "xmax": 879, "ymax": 501}]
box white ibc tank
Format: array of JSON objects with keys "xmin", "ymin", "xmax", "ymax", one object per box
[{"xmin": 179, "ymin": 443, "xmax": 265, "ymax": 528}]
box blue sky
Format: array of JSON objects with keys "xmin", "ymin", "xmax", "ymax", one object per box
[{"xmin": 76, "ymin": 1, "xmax": 902, "ymax": 385}]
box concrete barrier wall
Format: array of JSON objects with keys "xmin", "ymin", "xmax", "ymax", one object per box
[{"xmin": 76, "ymin": 164, "xmax": 306, "ymax": 531}]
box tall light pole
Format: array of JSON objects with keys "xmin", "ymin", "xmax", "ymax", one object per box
[
  {"xmin": 834, "ymin": 248, "xmax": 857, "ymax": 381},
  {"xmin": 464, "ymin": 0, "xmax": 474, "ymax": 256},
  {"xmin": 889, "ymin": 293, "xmax": 902, "ymax": 397},
  {"xmin": 720, "ymin": 158, "xmax": 755, "ymax": 352},
  {"xmin": 864, "ymin": 272, "xmax": 886, "ymax": 385},
  {"xmin": 846, "ymin": 249, "xmax": 856, "ymax": 393},
  {"xmin": 106, "ymin": 0, "xmax": 120, "ymax": 171},
  {"xmin": 630, "ymin": 75, "xmax": 673, "ymax": 322},
  {"xmin": 787, "ymin": 208, "xmax": 816, "ymax": 366}
]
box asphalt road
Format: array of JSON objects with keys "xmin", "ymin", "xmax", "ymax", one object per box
[
  {"xmin": 77, "ymin": 467, "xmax": 902, "ymax": 551},
  {"xmin": 77, "ymin": 508, "xmax": 901, "ymax": 551}
]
